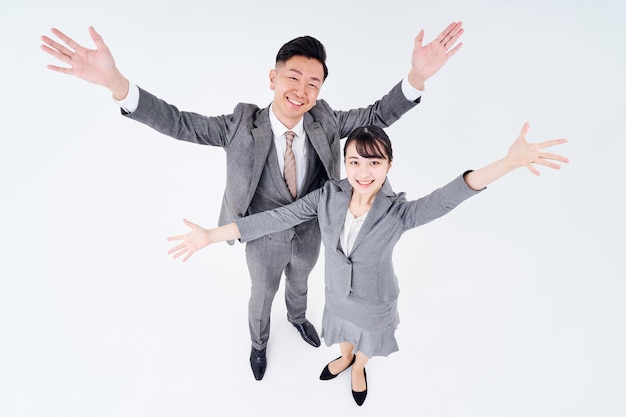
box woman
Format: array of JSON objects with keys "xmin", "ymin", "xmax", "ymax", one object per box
[{"xmin": 167, "ymin": 123, "xmax": 568, "ymax": 406}]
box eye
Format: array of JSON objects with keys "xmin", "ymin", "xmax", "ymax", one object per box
[{"xmin": 308, "ymin": 83, "xmax": 319, "ymax": 89}]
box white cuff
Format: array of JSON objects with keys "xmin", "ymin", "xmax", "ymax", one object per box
[
  {"xmin": 401, "ymin": 78, "xmax": 423, "ymax": 102},
  {"xmin": 114, "ymin": 83, "xmax": 140, "ymax": 113}
]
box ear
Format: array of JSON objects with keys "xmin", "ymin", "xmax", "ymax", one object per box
[
  {"xmin": 386, "ymin": 161, "xmax": 392, "ymax": 173},
  {"xmin": 269, "ymin": 69, "xmax": 277, "ymax": 90}
]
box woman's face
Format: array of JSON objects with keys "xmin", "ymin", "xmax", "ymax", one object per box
[{"xmin": 344, "ymin": 141, "xmax": 391, "ymax": 198}]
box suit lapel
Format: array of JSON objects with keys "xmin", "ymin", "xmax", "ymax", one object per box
[
  {"xmin": 331, "ymin": 179, "xmax": 353, "ymax": 253},
  {"xmin": 249, "ymin": 108, "xmax": 275, "ymax": 203},
  {"xmin": 303, "ymin": 114, "xmax": 337, "ymax": 179},
  {"xmin": 299, "ymin": 139, "xmax": 318, "ymax": 196}
]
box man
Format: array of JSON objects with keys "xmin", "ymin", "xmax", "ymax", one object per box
[{"xmin": 40, "ymin": 22, "xmax": 464, "ymax": 381}]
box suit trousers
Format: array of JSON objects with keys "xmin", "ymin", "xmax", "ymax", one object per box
[{"xmin": 245, "ymin": 221, "xmax": 321, "ymax": 350}]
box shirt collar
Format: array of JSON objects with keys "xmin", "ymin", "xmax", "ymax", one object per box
[{"xmin": 269, "ymin": 104, "xmax": 305, "ymax": 139}]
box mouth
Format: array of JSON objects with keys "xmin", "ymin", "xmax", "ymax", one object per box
[
  {"xmin": 287, "ymin": 97, "xmax": 304, "ymax": 107},
  {"xmin": 356, "ymin": 179, "xmax": 375, "ymax": 186}
]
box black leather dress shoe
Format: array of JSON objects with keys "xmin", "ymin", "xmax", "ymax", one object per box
[
  {"xmin": 250, "ymin": 347, "xmax": 267, "ymax": 381},
  {"xmin": 352, "ymin": 367, "xmax": 367, "ymax": 406},
  {"xmin": 320, "ymin": 354, "xmax": 356, "ymax": 380},
  {"xmin": 292, "ymin": 320, "xmax": 321, "ymax": 347}
]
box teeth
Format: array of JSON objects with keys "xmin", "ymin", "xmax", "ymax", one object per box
[{"xmin": 288, "ymin": 97, "xmax": 303, "ymax": 106}]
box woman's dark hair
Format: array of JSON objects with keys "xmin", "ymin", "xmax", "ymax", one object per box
[
  {"xmin": 344, "ymin": 125, "xmax": 393, "ymax": 162},
  {"xmin": 276, "ymin": 36, "xmax": 329, "ymax": 80}
]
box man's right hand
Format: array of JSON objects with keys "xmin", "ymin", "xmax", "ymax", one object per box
[{"xmin": 41, "ymin": 26, "xmax": 129, "ymax": 100}]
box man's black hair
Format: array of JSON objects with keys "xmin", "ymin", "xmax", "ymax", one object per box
[{"xmin": 276, "ymin": 36, "xmax": 328, "ymax": 80}]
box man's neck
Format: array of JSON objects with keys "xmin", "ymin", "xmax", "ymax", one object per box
[{"xmin": 269, "ymin": 104, "xmax": 303, "ymax": 133}]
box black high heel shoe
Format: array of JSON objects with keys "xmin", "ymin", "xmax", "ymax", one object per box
[
  {"xmin": 351, "ymin": 367, "xmax": 367, "ymax": 406},
  {"xmin": 319, "ymin": 354, "xmax": 356, "ymax": 380}
]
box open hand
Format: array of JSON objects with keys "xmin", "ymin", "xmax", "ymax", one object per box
[
  {"xmin": 167, "ymin": 218, "xmax": 211, "ymax": 262},
  {"xmin": 507, "ymin": 122, "xmax": 570, "ymax": 175},
  {"xmin": 41, "ymin": 26, "xmax": 129, "ymax": 98},
  {"xmin": 408, "ymin": 21, "xmax": 464, "ymax": 89}
]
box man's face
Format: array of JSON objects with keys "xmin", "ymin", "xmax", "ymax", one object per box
[{"xmin": 269, "ymin": 55, "xmax": 324, "ymax": 129}]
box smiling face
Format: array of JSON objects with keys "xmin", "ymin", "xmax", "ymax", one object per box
[
  {"xmin": 344, "ymin": 141, "xmax": 392, "ymax": 199},
  {"xmin": 269, "ymin": 55, "xmax": 324, "ymax": 129}
]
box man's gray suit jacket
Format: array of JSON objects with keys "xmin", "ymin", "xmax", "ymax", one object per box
[{"xmin": 123, "ymin": 82, "xmax": 418, "ymax": 232}]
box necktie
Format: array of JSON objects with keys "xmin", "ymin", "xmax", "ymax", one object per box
[{"xmin": 283, "ymin": 131, "xmax": 297, "ymax": 199}]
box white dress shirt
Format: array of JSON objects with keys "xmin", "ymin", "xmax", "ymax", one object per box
[
  {"xmin": 340, "ymin": 209, "xmax": 368, "ymax": 257},
  {"xmin": 268, "ymin": 106, "xmax": 307, "ymax": 194}
]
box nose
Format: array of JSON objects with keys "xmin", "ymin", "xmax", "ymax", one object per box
[
  {"xmin": 357, "ymin": 164, "xmax": 371, "ymax": 177},
  {"xmin": 294, "ymin": 80, "xmax": 306, "ymax": 96}
]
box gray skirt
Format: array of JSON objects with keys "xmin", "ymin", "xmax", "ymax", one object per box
[{"xmin": 320, "ymin": 288, "xmax": 400, "ymax": 358}]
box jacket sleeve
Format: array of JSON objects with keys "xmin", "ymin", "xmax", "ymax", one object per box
[
  {"xmin": 315, "ymin": 82, "xmax": 419, "ymax": 139},
  {"xmin": 235, "ymin": 188, "xmax": 324, "ymax": 242},
  {"xmin": 399, "ymin": 172, "xmax": 483, "ymax": 230},
  {"xmin": 122, "ymin": 87, "xmax": 255, "ymax": 148}
]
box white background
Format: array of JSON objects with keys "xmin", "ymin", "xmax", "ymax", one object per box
[{"xmin": 1, "ymin": 0, "xmax": 625, "ymax": 416}]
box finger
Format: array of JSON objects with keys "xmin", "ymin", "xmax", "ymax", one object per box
[
  {"xmin": 539, "ymin": 151, "xmax": 570, "ymax": 164},
  {"xmin": 179, "ymin": 247, "xmax": 196, "ymax": 262},
  {"xmin": 50, "ymin": 27, "xmax": 82, "ymax": 52},
  {"xmin": 534, "ymin": 159, "xmax": 563, "ymax": 170},
  {"xmin": 171, "ymin": 248, "xmax": 188, "ymax": 259},
  {"xmin": 40, "ymin": 37, "xmax": 75, "ymax": 59},
  {"xmin": 414, "ymin": 29, "xmax": 425, "ymax": 47},
  {"xmin": 88, "ymin": 26, "xmax": 108, "ymax": 51},
  {"xmin": 445, "ymin": 42, "xmax": 464, "ymax": 59},
  {"xmin": 519, "ymin": 122, "xmax": 530, "ymax": 138},
  {"xmin": 513, "ymin": 123, "xmax": 530, "ymax": 146},
  {"xmin": 451, "ymin": 22, "xmax": 464, "ymax": 37},
  {"xmin": 444, "ymin": 27, "xmax": 464, "ymax": 49},
  {"xmin": 525, "ymin": 163, "xmax": 541, "ymax": 176},
  {"xmin": 45, "ymin": 64, "xmax": 73, "ymax": 75},
  {"xmin": 166, "ymin": 234, "xmax": 186, "ymax": 242},
  {"xmin": 167, "ymin": 242, "xmax": 186, "ymax": 255},
  {"xmin": 41, "ymin": 35, "xmax": 67, "ymax": 53},
  {"xmin": 538, "ymin": 138, "xmax": 568, "ymax": 149},
  {"xmin": 435, "ymin": 22, "xmax": 459, "ymax": 44},
  {"xmin": 40, "ymin": 44, "xmax": 73, "ymax": 67},
  {"xmin": 183, "ymin": 218, "xmax": 199, "ymax": 229}
]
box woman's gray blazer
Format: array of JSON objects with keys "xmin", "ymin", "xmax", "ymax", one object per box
[{"xmin": 236, "ymin": 174, "xmax": 482, "ymax": 303}]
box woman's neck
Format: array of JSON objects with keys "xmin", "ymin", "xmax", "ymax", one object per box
[{"xmin": 349, "ymin": 191, "xmax": 375, "ymax": 218}]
